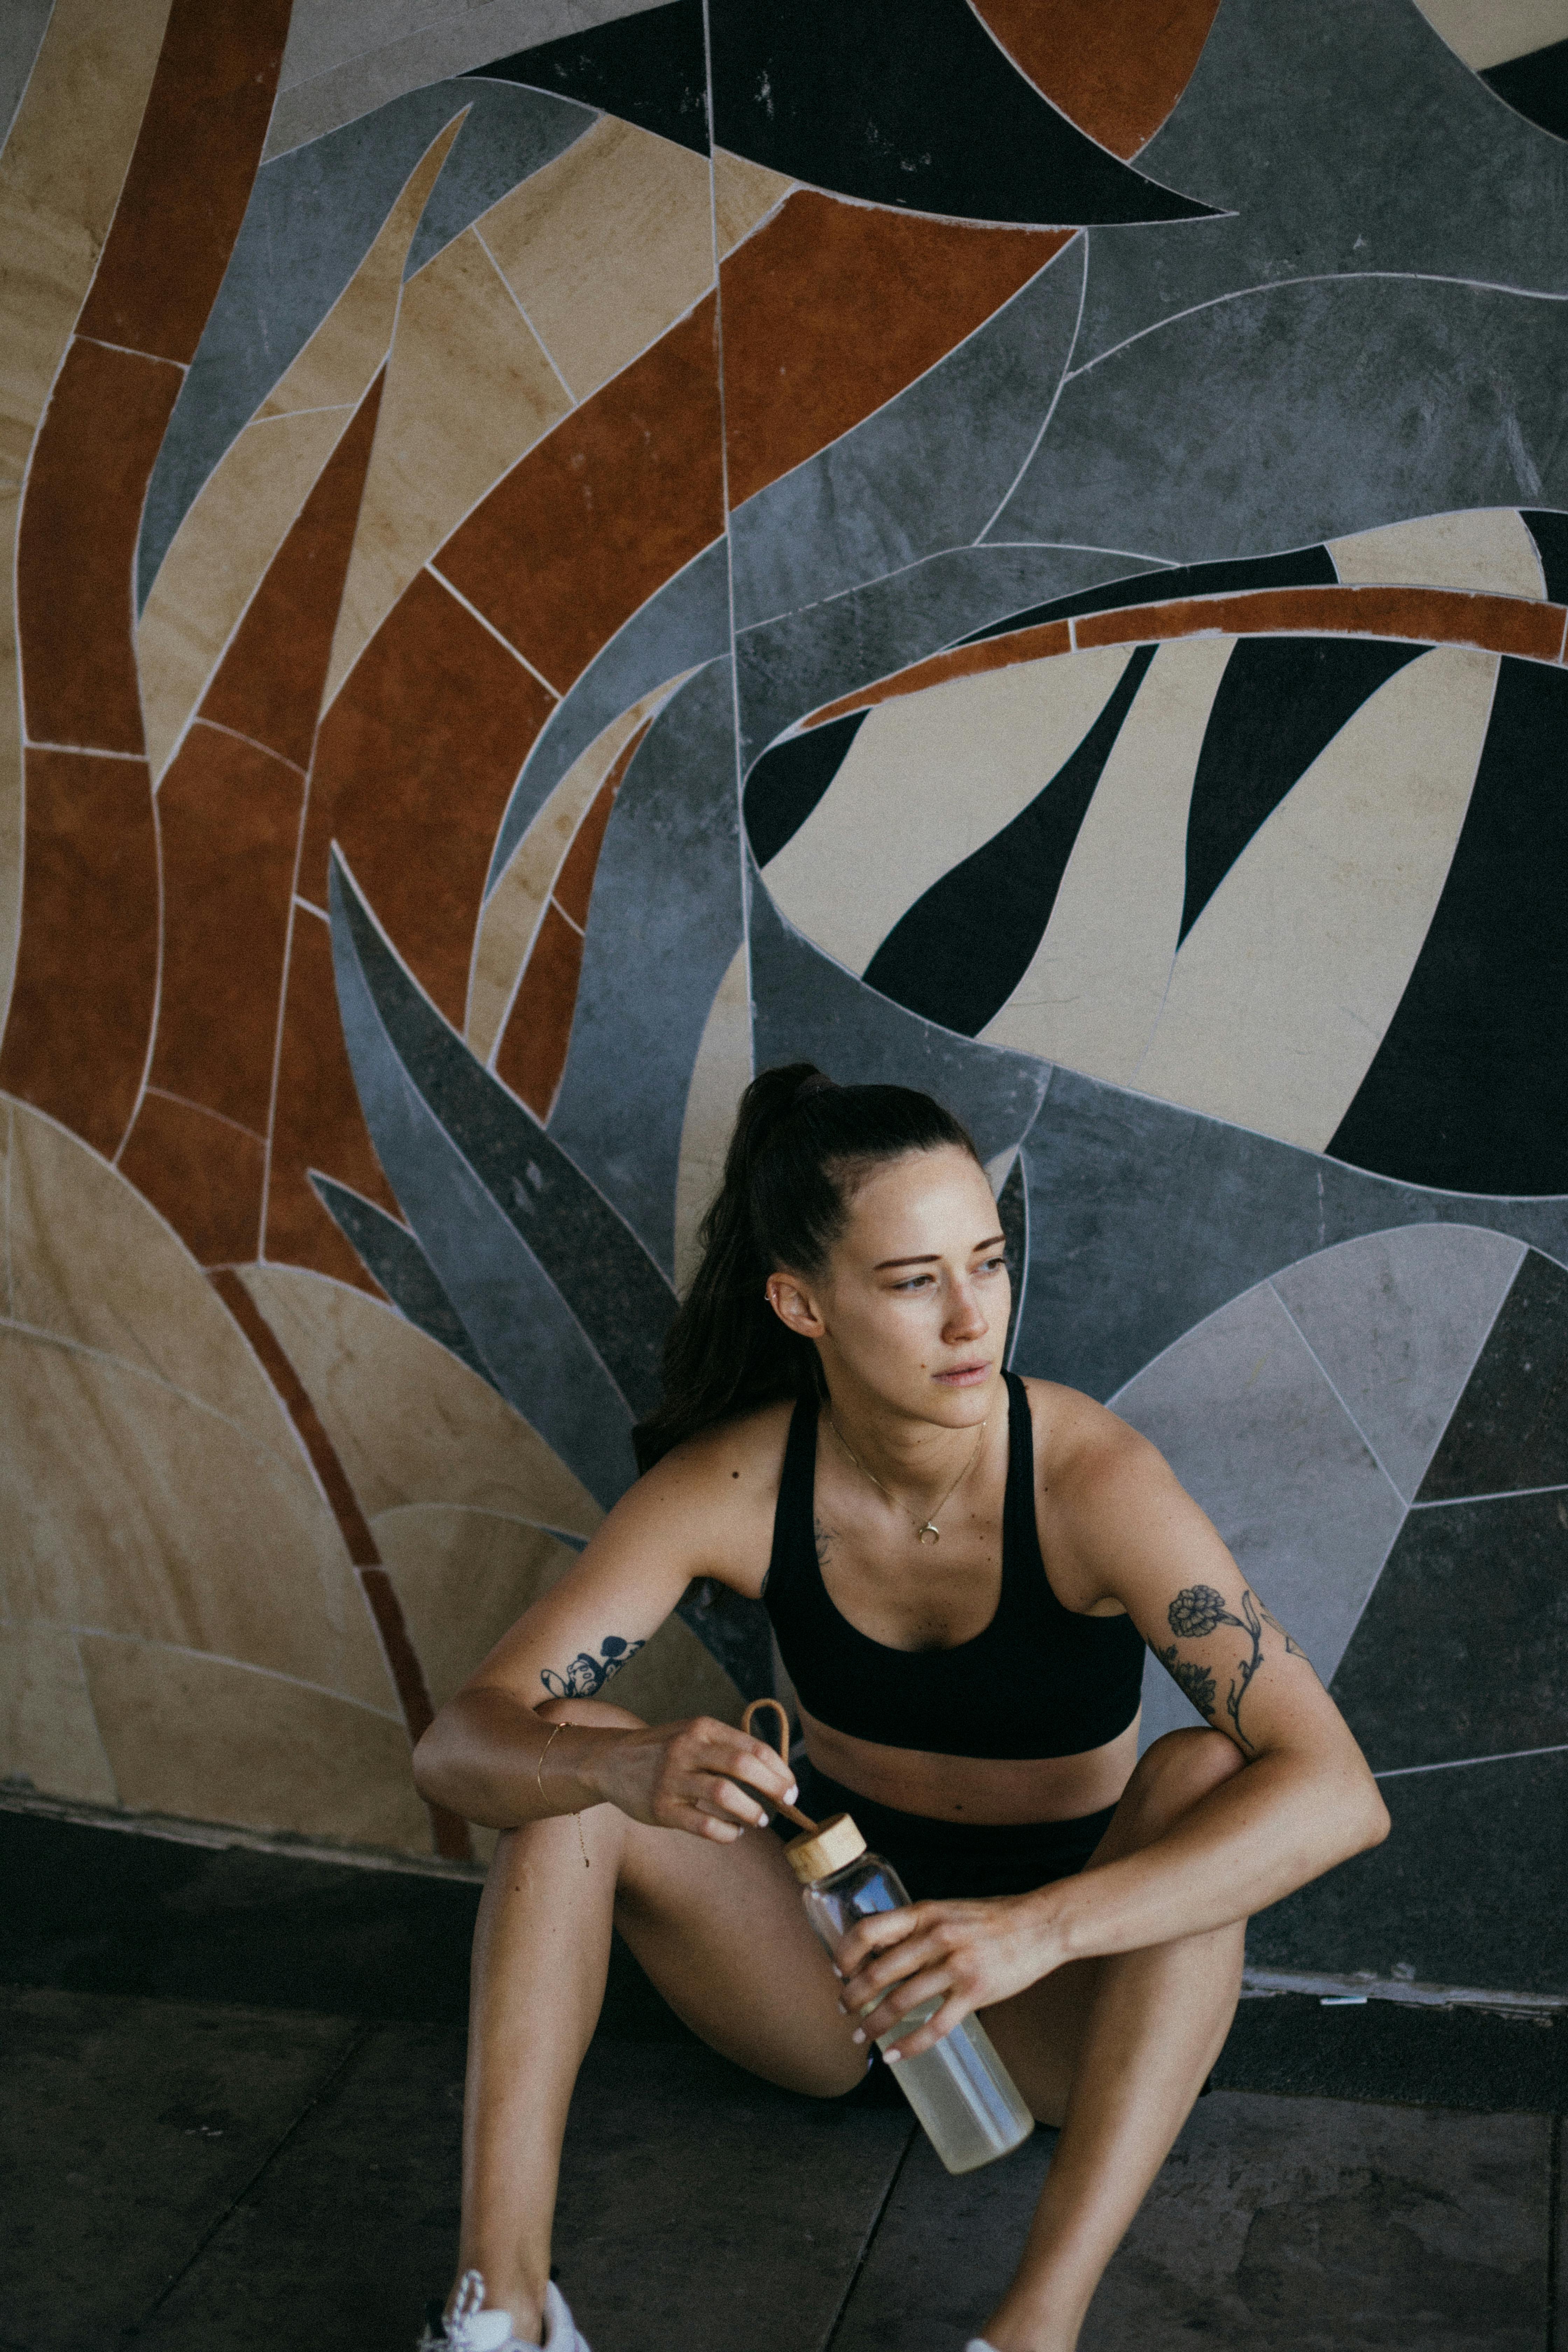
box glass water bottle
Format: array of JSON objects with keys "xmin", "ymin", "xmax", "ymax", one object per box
[{"xmin": 785, "ymin": 1812, "xmax": 1035, "ymax": 2175}]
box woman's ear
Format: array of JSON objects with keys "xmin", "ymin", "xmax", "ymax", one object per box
[{"xmin": 766, "ymin": 1270, "xmax": 825, "ymax": 1339}]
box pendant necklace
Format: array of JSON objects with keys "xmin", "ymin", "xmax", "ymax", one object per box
[{"xmin": 828, "ymin": 1412, "xmax": 988, "ymax": 1544}]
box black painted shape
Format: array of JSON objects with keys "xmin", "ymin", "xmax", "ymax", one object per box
[
  {"xmin": 1330, "ymin": 657, "xmax": 1568, "ymax": 1195},
  {"xmin": 674, "ymin": 1580, "xmax": 775, "ymax": 1703},
  {"xmin": 1329, "ymin": 1488, "xmax": 1568, "ymax": 1773},
  {"xmin": 1482, "ymin": 36, "xmax": 1568, "ymax": 142},
  {"xmin": 863, "ymin": 646, "xmax": 1156, "ymax": 1036},
  {"xmin": 1244, "ymin": 1749, "xmax": 1568, "ymax": 1997},
  {"xmin": 309, "ymin": 1173, "xmax": 493, "ymax": 1387},
  {"xmin": 470, "ymin": 0, "xmax": 708, "ymax": 156},
  {"xmin": 997, "ymin": 1153, "xmax": 1027, "ymax": 1371},
  {"xmin": 707, "ymin": 0, "xmax": 1215, "ymax": 226},
  {"xmin": 1418, "ymin": 1250, "xmax": 1568, "ymax": 1501},
  {"xmin": 1180, "ymin": 639, "xmax": 1427, "ymax": 943},
  {"xmin": 1214, "ymin": 1994, "xmax": 1568, "ymax": 2116},
  {"xmin": 957, "ymin": 545, "xmax": 1337, "ymax": 648},
  {"xmin": 1521, "ymin": 508, "xmax": 1568, "ymax": 602},
  {"xmin": 744, "ymin": 712, "xmax": 868, "ymax": 868},
  {"xmin": 331, "ymin": 857, "xmax": 678, "ymax": 1418}
]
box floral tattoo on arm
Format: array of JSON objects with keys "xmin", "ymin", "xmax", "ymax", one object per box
[
  {"xmin": 540, "ymin": 1634, "xmax": 645, "ymax": 1700},
  {"xmin": 1155, "ymin": 1582, "xmax": 1303, "ymax": 1755}
]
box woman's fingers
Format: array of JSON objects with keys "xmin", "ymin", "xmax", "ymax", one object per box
[
  {"xmin": 852, "ymin": 1961, "xmax": 958, "ymax": 2049},
  {"xmin": 881, "ymin": 1989, "xmax": 972, "ymax": 2062}
]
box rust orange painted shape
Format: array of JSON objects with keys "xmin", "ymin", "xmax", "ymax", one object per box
[
  {"xmin": 495, "ymin": 901, "xmax": 585, "ymax": 1121},
  {"xmin": 18, "ymin": 340, "xmax": 180, "ymax": 755},
  {"xmin": 435, "ymin": 296, "xmax": 724, "ymax": 693},
  {"xmin": 495, "ymin": 712, "xmax": 652, "ymax": 1114},
  {"xmin": 149, "ymin": 723, "xmax": 303, "ymax": 1135},
  {"xmin": 720, "ymin": 194, "xmax": 1070, "ymax": 508},
  {"xmin": 303, "ymin": 569, "xmax": 556, "ymax": 1029},
  {"xmin": 263, "ymin": 908, "xmax": 402, "ymax": 1288},
  {"xmin": 201, "ymin": 374, "xmax": 386, "ymax": 774},
  {"xmin": 800, "ymin": 586, "xmax": 1568, "ymax": 734},
  {"xmin": 0, "ymin": 749, "xmax": 158, "ymax": 1157},
  {"xmin": 77, "ymin": 0, "xmax": 292, "ymax": 366},
  {"xmin": 118, "ymin": 1094, "xmax": 267, "ymax": 1267},
  {"xmin": 1073, "ymin": 584, "xmax": 1568, "ymax": 659},
  {"xmin": 972, "ymin": 0, "xmax": 1223, "ymax": 159}
]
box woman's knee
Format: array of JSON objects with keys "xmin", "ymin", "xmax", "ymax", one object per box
[{"xmin": 1117, "ymin": 1727, "xmax": 1243, "ymax": 1845}]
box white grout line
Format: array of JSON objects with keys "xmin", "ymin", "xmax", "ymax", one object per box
[
  {"xmin": 426, "ymin": 566, "xmax": 561, "ymax": 699},
  {"xmin": 472, "ymin": 223, "xmax": 578, "ymax": 409},
  {"xmin": 974, "ymin": 229, "xmax": 1088, "ymax": 545},
  {"xmin": 1374, "ymin": 1740, "xmax": 1568, "ymax": 1780},
  {"xmin": 75, "ymin": 333, "xmax": 185, "ymax": 373},
  {"xmin": 194, "ymin": 714, "xmax": 308, "ymax": 778},
  {"xmin": 21, "ymin": 739, "xmax": 144, "ymax": 761},
  {"xmin": 1410, "ymin": 1479, "xmax": 1568, "ymax": 1509},
  {"xmin": 142, "ymin": 1085, "xmax": 267, "ymax": 1144},
  {"xmin": 110, "ymin": 760, "xmax": 165, "ymax": 1167},
  {"xmin": 1267, "ymin": 1285, "xmax": 1409, "ymax": 1507},
  {"xmin": 54, "ymin": 1623, "xmax": 405, "ymax": 1720}
]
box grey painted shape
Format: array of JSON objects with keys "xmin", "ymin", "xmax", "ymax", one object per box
[
  {"xmin": 1015, "ymin": 1065, "xmax": 1568, "ymax": 1411},
  {"xmin": 548, "ymin": 662, "xmax": 745, "ymax": 1276},
  {"xmin": 139, "ymin": 79, "xmax": 594, "ymax": 607},
  {"xmin": 308, "ymin": 1171, "xmax": 495, "ymax": 1387},
  {"xmin": 332, "ymin": 852, "xmax": 676, "ymax": 1414},
  {"xmin": 0, "ymin": 0, "xmax": 51, "ymax": 154},
  {"xmin": 485, "ymin": 536, "xmax": 730, "ymax": 896},
  {"xmin": 748, "ymin": 876, "xmax": 1051, "ymax": 1167},
  {"xmin": 1272, "ymin": 1225, "xmax": 1526, "ymax": 1505},
  {"xmin": 330, "ymin": 858, "xmax": 674, "ymax": 1507},
  {"xmin": 734, "ymin": 542, "xmax": 1167, "ymax": 777},
  {"xmin": 1112, "ymin": 1282, "xmax": 1406, "ymax": 1750},
  {"xmin": 1075, "ymin": 0, "xmax": 1568, "ymax": 370},
  {"xmin": 267, "ymin": 0, "xmax": 671, "ymax": 156},
  {"xmin": 404, "ymin": 85, "xmax": 597, "ymax": 275},
  {"xmin": 996, "ymin": 274, "xmax": 1568, "ymax": 561},
  {"xmin": 729, "ymin": 239, "xmax": 1086, "ymax": 633}
]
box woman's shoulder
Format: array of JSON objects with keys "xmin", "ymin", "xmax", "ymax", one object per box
[
  {"xmin": 1016, "ymin": 1373, "xmax": 1164, "ymax": 1497},
  {"xmin": 621, "ymin": 1398, "xmax": 799, "ymax": 1577}
]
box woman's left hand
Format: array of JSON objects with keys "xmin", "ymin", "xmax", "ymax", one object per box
[{"xmin": 834, "ymin": 1891, "xmax": 1064, "ymax": 2059}]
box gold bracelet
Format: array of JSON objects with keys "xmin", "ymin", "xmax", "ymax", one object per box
[{"xmin": 537, "ymin": 1719, "xmax": 589, "ymax": 1870}]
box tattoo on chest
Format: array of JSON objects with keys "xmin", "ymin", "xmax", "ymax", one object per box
[
  {"xmin": 1156, "ymin": 1582, "xmax": 1296, "ymax": 1755},
  {"xmin": 540, "ymin": 1634, "xmax": 645, "ymax": 1700},
  {"xmin": 813, "ymin": 1518, "xmax": 833, "ymax": 1570}
]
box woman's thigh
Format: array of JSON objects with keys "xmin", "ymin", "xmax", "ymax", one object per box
[
  {"xmin": 975, "ymin": 1961, "xmax": 1101, "ymax": 2128},
  {"xmin": 612, "ymin": 1814, "xmax": 867, "ymax": 2099}
]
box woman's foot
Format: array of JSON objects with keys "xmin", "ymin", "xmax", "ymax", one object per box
[{"xmin": 420, "ymin": 2270, "xmax": 591, "ymax": 2351}]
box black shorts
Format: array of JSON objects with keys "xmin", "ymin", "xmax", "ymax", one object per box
[{"xmin": 780, "ymin": 1763, "xmax": 1115, "ymax": 1903}]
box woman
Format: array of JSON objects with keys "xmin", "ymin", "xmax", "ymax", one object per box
[{"xmin": 413, "ymin": 1065, "xmax": 1388, "ymax": 2352}]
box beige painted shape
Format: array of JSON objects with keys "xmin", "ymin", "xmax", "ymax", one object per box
[
  {"xmin": 258, "ymin": 108, "xmax": 465, "ymax": 416},
  {"xmin": 78, "ymin": 1634, "xmax": 431, "ymax": 1852},
  {"xmin": 712, "ymin": 148, "xmax": 794, "ymax": 258},
  {"xmin": 465, "ymin": 672, "xmax": 694, "ymax": 1063},
  {"xmin": 135, "ymin": 403, "xmax": 353, "ymax": 782},
  {"xmin": 375, "ymin": 1501, "xmax": 741, "ymax": 1724},
  {"xmin": 1410, "ymin": 0, "xmax": 1568, "ymax": 67},
  {"xmin": 0, "ymin": 1325, "xmax": 398, "ymax": 1710},
  {"xmin": 764, "ymin": 645, "xmax": 1134, "ymax": 977},
  {"xmin": 478, "ymin": 113, "xmax": 714, "ymax": 402},
  {"xmin": 0, "ymin": 0, "xmax": 173, "ymax": 482},
  {"xmin": 1329, "ymin": 509, "xmax": 1546, "ymax": 600},
  {"xmin": 238, "ymin": 1265, "xmax": 602, "ymax": 1534},
  {"xmin": 0, "ymin": 1618, "xmax": 118, "ymax": 1803},
  {"xmin": 135, "ymin": 110, "xmax": 466, "ymax": 782},
  {"xmin": 673, "ymin": 943, "xmax": 751, "ymax": 1295},
  {"xmin": 2, "ymin": 1094, "xmax": 308, "ymax": 1456},
  {"xmin": 982, "ymin": 638, "xmax": 1235, "ymax": 1081},
  {"xmin": 323, "ymin": 229, "xmax": 571, "ymax": 710},
  {"xmin": 1136, "ymin": 646, "xmax": 1499, "ymax": 1150}
]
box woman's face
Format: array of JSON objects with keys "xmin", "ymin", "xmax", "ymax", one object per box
[{"xmin": 768, "ymin": 1145, "xmax": 1010, "ymax": 1427}]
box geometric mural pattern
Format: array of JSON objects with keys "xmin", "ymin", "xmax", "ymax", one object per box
[{"xmin": 1, "ymin": 0, "xmax": 1566, "ymax": 1984}]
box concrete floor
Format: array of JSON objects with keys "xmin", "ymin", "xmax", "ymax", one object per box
[{"xmin": 2, "ymin": 1805, "xmax": 1564, "ymax": 2351}]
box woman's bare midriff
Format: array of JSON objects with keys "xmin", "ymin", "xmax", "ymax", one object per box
[{"xmin": 797, "ymin": 1701, "xmax": 1141, "ymax": 1825}]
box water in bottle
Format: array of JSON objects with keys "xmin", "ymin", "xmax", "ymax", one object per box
[{"xmin": 784, "ymin": 1811, "xmax": 1035, "ymax": 2175}]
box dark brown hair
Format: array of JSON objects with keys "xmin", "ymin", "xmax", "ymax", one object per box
[{"xmin": 633, "ymin": 1062, "xmax": 979, "ymax": 1469}]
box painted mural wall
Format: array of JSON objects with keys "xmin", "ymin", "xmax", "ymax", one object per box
[{"xmin": 1, "ymin": 0, "xmax": 1564, "ymax": 1991}]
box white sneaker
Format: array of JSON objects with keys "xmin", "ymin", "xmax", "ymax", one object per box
[{"xmin": 420, "ymin": 2270, "xmax": 591, "ymax": 2352}]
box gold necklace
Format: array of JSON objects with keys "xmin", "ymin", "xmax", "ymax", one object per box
[{"xmin": 828, "ymin": 1412, "xmax": 988, "ymax": 1545}]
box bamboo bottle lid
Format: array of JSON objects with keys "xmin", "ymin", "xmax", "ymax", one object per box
[{"xmin": 784, "ymin": 1811, "xmax": 867, "ymax": 1884}]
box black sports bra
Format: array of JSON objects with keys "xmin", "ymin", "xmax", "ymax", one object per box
[{"xmin": 763, "ymin": 1372, "xmax": 1146, "ymax": 1760}]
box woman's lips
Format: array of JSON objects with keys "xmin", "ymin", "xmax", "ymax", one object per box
[{"xmin": 933, "ymin": 1361, "xmax": 992, "ymax": 1385}]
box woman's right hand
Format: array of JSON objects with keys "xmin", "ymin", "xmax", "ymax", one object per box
[{"xmin": 583, "ymin": 1717, "xmax": 799, "ymax": 1842}]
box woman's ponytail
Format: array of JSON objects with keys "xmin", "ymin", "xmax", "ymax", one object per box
[{"xmin": 632, "ymin": 1062, "xmax": 978, "ymax": 1469}]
